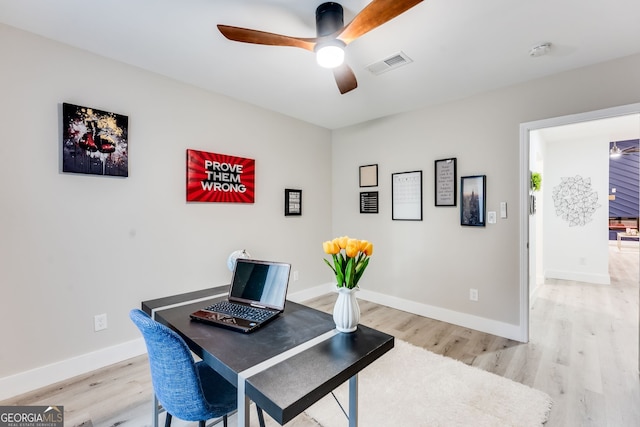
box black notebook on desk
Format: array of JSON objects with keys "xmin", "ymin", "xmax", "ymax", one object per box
[{"xmin": 190, "ymin": 258, "xmax": 291, "ymax": 333}]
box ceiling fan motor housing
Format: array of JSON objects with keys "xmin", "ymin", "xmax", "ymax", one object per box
[{"xmin": 316, "ymin": 2, "xmax": 344, "ymax": 37}]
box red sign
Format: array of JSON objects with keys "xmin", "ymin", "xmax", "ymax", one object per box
[{"xmin": 186, "ymin": 149, "xmax": 255, "ymax": 203}]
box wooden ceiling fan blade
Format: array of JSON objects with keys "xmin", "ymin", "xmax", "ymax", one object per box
[
  {"xmin": 217, "ymin": 25, "xmax": 317, "ymax": 51},
  {"xmin": 337, "ymin": 0, "xmax": 424, "ymax": 45},
  {"xmin": 333, "ymin": 64, "xmax": 358, "ymax": 94}
]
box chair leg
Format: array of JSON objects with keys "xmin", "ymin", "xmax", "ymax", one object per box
[
  {"xmin": 223, "ymin": 414, "xmax": 228, "ymax": 427},
  {"xmin": 164, "ymin": 413, "xmax": 172, "ymax": 427},
  {"xmin": 199, "ymin": 421, "xmax": 205, "ymax": 427},
  {"xmin": 256, "ymin": 406, "xmax": 266, "ymax": 427}
]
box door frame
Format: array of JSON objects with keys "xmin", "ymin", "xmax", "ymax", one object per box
[{"xmin": 518, "ymin": 102, "xmax": 640, "ymax": 343}]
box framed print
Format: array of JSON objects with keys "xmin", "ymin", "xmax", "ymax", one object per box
[
  {"xmin": 359, "ymin": 164, "xmax": 378, "ymax": 187},
  {"xmin": 186, "ymin": 149, "xmax": 255, "ymax": 203},
  {"xmin": 392, "ymin": 170, "xmax": 423, "ymax": 221},
  {"xmin": 435, "ymin": 158, "xmax": 457, "ymax": 206},
  {"xmin": 62, "ymin": 103, "xmax": 128, "ymax": 177},
  {"xmin": 360, "ymin": 191, "xmax": 379, "ymax": 214},
  {"xmin": 460, "ymin": 175, "xmax": 486, "ymax": 226},
  {"xmin": 284, "ymin": 189, "xmax": 302, "ymax": 216}
]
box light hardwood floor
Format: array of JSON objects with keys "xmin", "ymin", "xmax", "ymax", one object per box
[{"xmin": 2, "ymin": 244, "xmax": 638, "ymax": 426}]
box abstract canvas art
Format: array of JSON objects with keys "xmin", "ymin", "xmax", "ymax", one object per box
[{"xmin": 62, "ymin": 103, "xmax": 128, "ymax": 176}]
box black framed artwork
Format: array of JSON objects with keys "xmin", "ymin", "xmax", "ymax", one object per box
[
  {"xmin": 360, "ymin": 191, "xmax": 379, "ymax": 214},
  {"xmin": 284, "ymin": 189, "xmax": 302, "ymax": 216},
  {"xmin": 391, "ymin": 170, "xmax": 423, "ymax": 221},
  {"xmin": 460, "ymin": 175, "xmax": 486, "ymax": 226},
  {"xmin": 62, "ymin": 102, "xmax": 129, "ymax": 177},
  {"xmin": 359, "ymin": 164, "xmax": 378, "ymax": 187},
  {"xmin": 434, "ymin": 158, "xmax": 457, "ymax": 206}
]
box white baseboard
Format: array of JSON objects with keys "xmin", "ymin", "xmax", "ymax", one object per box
[
  {"xmin": 293, "ymin": 284, "xmax": 525, "ymax": 341},
  {"xmin": 545, "ymin": 269, "xmax": 611, "ymax": 285},
  {"xmin": 1, "ymin": 283, "xmax": 524, "ymax": 401},
  {"xmin": 0, "ymin": 338, "xmax": 146, "ymax": 401},
  {"xmin": 529, "ymin": 282, "xmax": 542, "ymax": 308},
  {"xmin": 356, "ymin": 289, "xmax": 524, "ymax": 342}
]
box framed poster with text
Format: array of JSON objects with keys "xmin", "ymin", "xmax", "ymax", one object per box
[
  {"xmin": 435, "ymin": 158, "xmax": 457, "ymax": 206},
  {"xmin": 360, "ymin": 191, "xmax": 379, "ymax": 214},
  {"xmin": 186, "ymin": 149, "xmax": 255, "ymax": 203},
  {"xmin": 284, "ymin": 189, "xmax": 302, "ymax": 216}
]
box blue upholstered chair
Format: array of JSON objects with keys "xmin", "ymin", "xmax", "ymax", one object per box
[{"xmin": 129, "ymin": 309, "xmax": 266, "ymax": 427}]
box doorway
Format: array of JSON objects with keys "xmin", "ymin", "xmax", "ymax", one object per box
[{"xmin": 518, "ymin": 102, "xmax": 640, "ymax": 343}]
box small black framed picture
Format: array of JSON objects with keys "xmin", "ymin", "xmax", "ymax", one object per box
[
  {"xmin": 284, "ymin": 189, "xmax": 302, "ymax": 216},
  {"xmin": 460, "ymin": 175, "xmax": 486, "ymax": 227},
  {"xmin": 360, "ymin": 191, "xmax": 379, "ymax": 214},
  {"xmin": 435, "ymin": 158, "xmax": 457, "ymax": 207},
  {"xmin": 359, "ymin": 164, "xmax": 378, "ymax": 187}
]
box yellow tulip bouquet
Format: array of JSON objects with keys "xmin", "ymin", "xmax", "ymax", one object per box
[{"xmin": 322, "ymin": 236, "xmax": 374, "ymax": 289}]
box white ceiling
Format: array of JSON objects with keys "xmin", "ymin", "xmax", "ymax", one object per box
[
  {"xmin": 537, "ymin": 114, "xmax": 640, "ymax": 144},
  {"xmin": 2, "ymin": 0, "xmax": 640, "ymax": 130}
]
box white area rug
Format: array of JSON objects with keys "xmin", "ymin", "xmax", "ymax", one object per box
[
  {"xmin": 95, "ymin": 340, "xmax": 551, "ymax": 427},
  {"xmin": 304, "ymin": 340, "xmax": 552, "ymax": 427}
]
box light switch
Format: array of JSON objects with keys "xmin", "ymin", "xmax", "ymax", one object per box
[
  {"xmin": 488, "ymin": 211, "xmax": 497, "ymax": 224},
  {"xmin": 500, "ymin": 202, "xmax": 507, "ymax": 219}
]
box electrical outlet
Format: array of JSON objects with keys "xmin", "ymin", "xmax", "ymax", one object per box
[
  {"xmin": 293, "ymin": 271, "xmax": 299, "ymax": 281},
  {"xmin": 94, "ymin": 313, "xmax": 108, "ymax": 331},
  {"xmin": 469, "ymin": 289, "xmax": 478, "ymax": 301}
]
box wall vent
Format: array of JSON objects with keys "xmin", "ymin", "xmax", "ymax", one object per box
[{"xmin": 366, "ymin": 51, "xmax": 413, "ymax": 76}]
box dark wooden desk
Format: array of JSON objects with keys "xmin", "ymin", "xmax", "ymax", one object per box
[{"xmin": 142, "ymin": 287, "xmax": 394, "ymax": 427}]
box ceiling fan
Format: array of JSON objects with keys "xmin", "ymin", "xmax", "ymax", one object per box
[
  {"xmin": 610, "ymin": 141, "xmax": 640, "ymax": 158},
  {"xmin": 217, "ymin": 0, "xmax": 423, "ymax": 94}
]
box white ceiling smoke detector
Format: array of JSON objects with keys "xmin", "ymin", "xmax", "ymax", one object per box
[{"xmin": 529, "ymin": 42, "xmax": 552, "ymax": 57}]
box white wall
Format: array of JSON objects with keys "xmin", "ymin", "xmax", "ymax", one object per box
[
  {"xmin": 543, "ymin": 136, "xmax": 610, "ymax": 284},
  {"xmin": 332, "ymin": 53, "xmax": 640, "ymax": 337},
  {"xmin": 0, "ymin": 23, "xmax": 332, "ymax": 394}
]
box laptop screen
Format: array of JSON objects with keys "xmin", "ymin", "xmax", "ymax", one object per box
[{"xmin": 229, "ymin": 259, "xmax": 291, "ymax": 310}]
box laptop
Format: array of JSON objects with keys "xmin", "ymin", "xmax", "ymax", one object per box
[{"xmin": 190, "ymin": 258, "xmax": 291, "ymax": 333}]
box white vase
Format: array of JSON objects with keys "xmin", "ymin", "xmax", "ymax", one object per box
[{"xmin": 333, "ymin": 286, "xmax": 360, "ymax": 333}]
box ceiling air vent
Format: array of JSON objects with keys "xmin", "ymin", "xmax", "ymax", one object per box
[{"xmin": 366, "ymin": 51, "xmax": 413, "ymax": 76}]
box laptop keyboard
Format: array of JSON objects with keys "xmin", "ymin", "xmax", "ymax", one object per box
[{"xmin": 205, "ymin": 301, "xmax": 276, "ymax": 322}]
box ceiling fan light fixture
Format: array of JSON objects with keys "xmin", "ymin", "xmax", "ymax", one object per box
[
  {"xmin": 316, "ymin": 41, "xmax": 345, "ymax": 68},
  {"xmin": 610, "ymin": 141, "xmax": 622, "ymax": 158}
]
